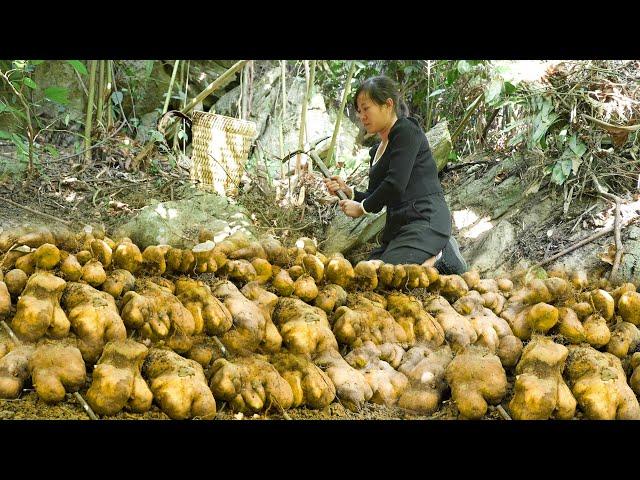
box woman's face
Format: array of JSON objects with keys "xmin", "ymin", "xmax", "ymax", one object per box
[{"xmin": 356, "ymin": 92, "xmax": 393, "ymax": 134}]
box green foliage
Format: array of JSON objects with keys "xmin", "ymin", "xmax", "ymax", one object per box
[
  {"xmin": 549, "ymin": 134, "xmax": 587, "ymax": 185},
  {"xmin": 44, "ymin": 86, "xmax": 70, "ymax": 105},
  {"xmin": 67, "ymin": 60, "xmax": 88, "ymax": 75}
]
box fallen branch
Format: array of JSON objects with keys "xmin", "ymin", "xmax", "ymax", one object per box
[
  {"xmin": 73, "ymin": 392, "xmax": 99, "ymax": 420},
  {"xmin": 533, "ymin": 217, "xmax": 636, "ymax": 269},
  {"xmin": 582, "ymin": 113, "xmax": 640, "ymax": 133},
  {"xmin": 442, "ymin": 160, "xmax": 494, "ymax": 172},
  {"xmin": 0, "ymin": 197, "xmax": 72, "ymax": 225}
]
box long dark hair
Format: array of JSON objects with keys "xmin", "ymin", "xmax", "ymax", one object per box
[{"xmin": 353, "ymin": 75, "xmax": 409, "ymax": 118}]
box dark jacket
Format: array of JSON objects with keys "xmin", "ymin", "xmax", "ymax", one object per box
[{"xmin": 354, "ymin": 117, "xmax": 452, "ymax": 247}]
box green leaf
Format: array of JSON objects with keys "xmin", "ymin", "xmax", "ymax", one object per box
[
  {"xmin": 44, "ymin": 86, "xmax": 69, "ymax": 105},
  {"xmin": 0, "ymin": 101, "xmax": 6, "ymax": 113},
  {"xmin": 64, "ymin": 113, "xmax": 71, "ymax": 127},
  {"xmin": 23, "ymin": 77, "xmax": 37, "ymax": 89},
  {"xmin": 30, "ymin": 60, "xmax": 45, "ymax": 66},
  {"xmin": 0, "ymin": 130, "xmax": 12, "ymax": 140},
  {"xmin": 507, "ymin": 133, "xmax": 525, "ymax": 147},
  {"xmin": 111, "ymin": 91, "xmax": 123, "ymax": 105},
  {"xmin": 560, "ymin": 158, "xmax": 573, "ymax": 177},
  {"xmin": 446, "ymin": 69, "xmax": 460, "ymax": 86},
  {"xmin": 145, "ymin": 60, "xmax": 154, "ymax": 78},
  {"xmin": 428, "ymin": 88, "xmax": 446, "ymax": 98},
  {"xmin": 149, "ymin": 130, "xmax": 165, "ymax": 143},
  {"xmin": 569, "ymin": 135, "xmax": 587, "ymax": 157},
  {"xmin": 551, "ymin": 162, "xmax": 569, "ymax": 185},
  {"xmin": 67, "ymin": 60, "xmax": 88, "ymax": 75},
  {"xmin": 44, "ymin": 145, "xmax": 59, "ymax": 158},
  {"xmin": 485, "ymin": 79, "xmax": 503, "ymax": 105},
  {"xmin": 457, "ymin": 60, "xmax": 471, "ymax": 74},
  {"xmin": 177, "ymin": 130, "xmax": 188, "ymax": 141},
  {"xmin": 503, "ymin": 81, "xmax": 516, "ymax": 95}
]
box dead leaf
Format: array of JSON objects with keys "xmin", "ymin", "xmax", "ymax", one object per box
[{"xmin": 599, "ymin": 243, "xmax": 617, "ymax": 265}]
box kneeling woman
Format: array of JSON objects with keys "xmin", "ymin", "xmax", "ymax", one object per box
[{"xmin": 324, "ymin": 75, "xmax": 466, "ymax": 275}]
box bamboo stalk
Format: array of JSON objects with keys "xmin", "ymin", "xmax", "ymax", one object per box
[
  {"xmin": 247, "ymin": 60, "xmax": 254, "ymax": 118},
  {"xmin": 181, "ymin": 60, "xmax": 247, "ymax": 115},
  {"xmin": 426, "ymin": 60, "xmax": 433, "ymax": 129},
  {"xmin": 451, "ymin": 93, "xmax": 483, "ymax": 143},
  {"xmin": 241, "ymin": 62, "xmax": 250, "ymax": 120},
  {"xmin": 0, "ymin": 70, "xmax": 35, "ymax": 173},
  {"xmin": 296, "ymin": 60, "xmax": 311, "ymax": 176},
  {"xmin": 326, "ymin": 61, "xmax": 356, "ymax": 167},
  {"xmin": 163, "ymin": 60, "xmax": 181, "ymax": 115},
  {"xmin": 106, "ymin": 60, "xmax": 113, "ymax": 129},
  {"xmin": 84, "ymin": 60, "xmax": 97, "ymax": 164},
  {"xmin": 306, "ymin": 60, "xmax": 316, "ymax": 172},
  {"xmin": 280, "ymin": 61, "xmax": 286, "ymax": 183},
  {"xmin": 96, "ymin": 60, "xmax": 105, "ymax": 128}
]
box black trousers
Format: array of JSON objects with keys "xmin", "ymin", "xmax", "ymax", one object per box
[{"xmin": 368, "ymin": 234, "xmax": 467, "ymax": 275}]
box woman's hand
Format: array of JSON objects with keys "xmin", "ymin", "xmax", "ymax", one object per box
[
  {"xmin": 323, "ymin": 175, "xmax": 353, "ymax": 199},
  {"xmin": 339, "ymin": 199, "xmax": 365, "ymax": 218}
]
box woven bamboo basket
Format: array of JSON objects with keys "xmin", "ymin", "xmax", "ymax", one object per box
[{"xmin": 190, "ymin": 111, "xmax": 257, "ymax": 196}]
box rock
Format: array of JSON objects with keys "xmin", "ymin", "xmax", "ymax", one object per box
[
  {"xmin": 114, "ymin": 192, "xmax": 256, "ymax": 249},
  {"xmin": 135, "ymin": 111, "xmax": 162, "ymax": 143},
  {"xmin": 428, "ymin": 121, "xmax": 452, "ymax": 172},
  {"xmin": 117, "ymin": 61, "xmax": 172, "ymax": 118},
  {"xmin": 322, "ymin": 121, "xmax": 453, "ymax": 255},
  {"xmin": 617, "ymin": 226, "xmax": 640, "ymax": 285},
  {"xmin": 463, "ymin": 220, "xmax": 516, "ymax": 275},
  {"xmin": 31, "ymin": 60, "xmax": 86, "ymax": 122},
  {"xmin": 214, "ymin": 67, "xmax": 370, "ymax": 177}
]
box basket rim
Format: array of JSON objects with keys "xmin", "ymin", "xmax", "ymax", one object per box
[{"xmin": 191, "ymin": 110, "xmax": 257, "ymax": 128}]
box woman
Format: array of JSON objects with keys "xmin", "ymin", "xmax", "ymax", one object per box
[{"xmin": 324, "ymin": 75, "xmax": 467, "ymax": 274}]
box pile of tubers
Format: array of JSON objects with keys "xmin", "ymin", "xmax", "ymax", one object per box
[{"xmin": 1, "ymin": 224, "xmax": 639, "ymax": 420}]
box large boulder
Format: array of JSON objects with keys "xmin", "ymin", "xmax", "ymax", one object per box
[
  {"xmin": 213, "ymin": 66, "xmax": 370, "ymax": 172},
  {"xmin": 31, "ymin": 60, "xmax": 86, "ymax": 123},
  {"xmin": 322, "ymin": 121, "xmax": 453, "ymax": 255},
  {"xmin": 114, "ymin": 192, "xmax": 256, "ymax": 249},
  {"xmin": 463, "ymin": 219, "xmax": 517, "ymax": 275}
]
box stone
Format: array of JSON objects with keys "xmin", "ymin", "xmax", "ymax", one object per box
[{"xmin": 114, "ymin": 192, "xmax": 256, "ymax": 249}]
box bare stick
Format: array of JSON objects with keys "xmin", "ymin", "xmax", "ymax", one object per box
[
  {"xmin": 73, "ymin": 392, "xmax": 99, "ymax": 420},
  {"xmin": 307, "ymin": 151, "xmax": 347, "ymax": 200},
  {"xmin": 0, "ymin": 197, "xmax": 72, "ymax": 225},
  {"xmin": 533, "ymin": 219, "xmax": 636, "ymax": 269},
  {"xmin": 611, "ymin": 198, "xmax": 623, "ymax": 281},
  {"xmin": 497, "ymin": 405, "xmax": 512, "ymax": 420},
  {"xmin": 212, "ymin": 336, "xmax": 228, "ymax": 358},
  {"xmin": 0, "ymin": 320, "xmax": 20, "ymax": 345}
]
